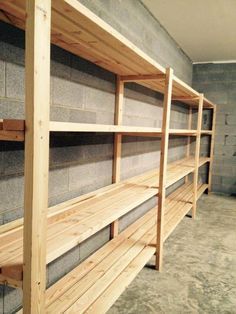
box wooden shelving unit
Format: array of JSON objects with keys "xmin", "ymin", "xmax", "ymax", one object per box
[{"xmin": 0, "ymin": 0, "xmax": 216, "ymax": 313}]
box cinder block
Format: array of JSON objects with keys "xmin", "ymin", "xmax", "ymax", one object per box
[
  {"xmin": 85, "ymin": 86, "xmax": 115, "ymax": 113},
  {"xmin": 3, "ymin": 142, "xmax": 24, "ymax": 175},
  {"xmin": 0, "ymin": 60, "xmax": 5, "ymax": 97},
  {"xmin": 69, "ymin": 162, "xmax": 96, "ymax": 191},
  {"xmin": 51, "ymin": 46, "xmax": 71, "ymax": 80},
  {"xmin": 95, "ymin": 159, "xmax": 113, "ymax": 178},
  {"xmin": 49, "ymin": 167, "xmax": 69, "ymax": 197},
  {"xmin": 211, "ymin": 175, "xmax": 222, "ymax": 185},
  {"xmin": 80, "ymin": 226, "xmax": 110, "ymax": 261},
  {"xmin": 69, "ymin": 108, "xmax": 96, "ymax": 124},
  {"xmin": 226, "ymin": 115, "xmax": 236, "ymax": 125},
  {"xmin": 0, "ymin": 175, "xmax": 24, "ymax": 212},
  {"xmin": 3, "ymin": 285, "xmax": 22, "ymax": 314},
  {"xmin": 3, "ymin": 206, "xmax": 23, "ymax": 224},
  {"xmin": 6, "ymin": 62, "xmax": 25, "ymax": 100},
  {"xmin": 96, "ymin": 111, "xmax": 114, "ymax": 124},
  {"xmin": 123, "ymin": 115, "xmax": 156, "ymax": 127},
  {"xmin": 52, "ymin": 77, "xmax": 84, "ymax": 109},
  {"xmin": 48, "ymin": 245, "xmax": 80, "ymax": 286},
  {"xmin": 71, "ymin": 55, "xmax": 115, "ymax": 93},
  {"xmin": 50, "ymin": 106, "xmax": 70, "ymax": 122},
  {"xmin": 225, "ymin": 135, "xmax": 236, "ymax": 146}
]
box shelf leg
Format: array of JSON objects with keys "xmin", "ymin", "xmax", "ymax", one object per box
[
  {"xmin": 185, "ymin": 107, "xmax": 192, "ymax": 183},
  {"xmin": 192, "ymin": 94, "xmax": 203, "ymax": 219},
  {"xmin": 156, "ymin": 68, "xmax": 173, "ymax": 271},
  {"xmin": 23, "ymin": 1, "xmax": 51, "ymax": 313},
  {"xmin": 207, "ymin": 105, "xmax": 216, "ymax": 193},
  {"xmin": 111, "ymin": 76, "xmax": 124, "ymax": 238}
]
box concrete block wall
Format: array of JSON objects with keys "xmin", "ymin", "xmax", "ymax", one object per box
[
  {"xmin": 193, "ymin": 63, "xmax": 236, "ymax": 195},
  {"xmin": 0, "ymin": 1, "xmax": 193, "ymax": 312}
]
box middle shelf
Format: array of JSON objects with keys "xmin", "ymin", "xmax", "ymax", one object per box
[
  {"xmin": 0, "ymin": 156, "xmax": 209, "ymax": 287},
  {"xmin": 0, "ymin": 119, "xmax": 213, "ymax": 142}
]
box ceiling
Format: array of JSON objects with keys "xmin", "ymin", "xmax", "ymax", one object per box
[{"xmin": 142, "ymin": 0, "xmax": 236, "ymax": 63}]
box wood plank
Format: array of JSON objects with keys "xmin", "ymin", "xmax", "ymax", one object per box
[
  {"xmin": 208, "ymin": 105, "xmax": 216, "ymax": 192},
  {"xmin": 185, "ymin": 107, "xmax": 192, "ymax": 183},
  {"xmin": 120, "ymin": 74, "xmax": 166, "ymax": 82},
  {"xmin": 0, "ymin": 130, "xmax": 24, "ymax": 141},
  {"xmin": 23, "ymin": 0, "xmax": 51, "ymax": 312},
  {"xmin": 49, "ymin": 121, "xmax": 162, "ymax": 134},
  {"xmin": 86, "ymin": 244, "xmax": 155, "ymax": 314},
  {"xmin": 192, "ymin": 94, "xmax": 203, "ymax": 219},
  {"xmin": 111, "ymin": 76, "xmax": 124, "ymax": 238},
  {"xmin": 156, "ymin": 68, "xmax": 173, "ymax": 271},
  {"xmin": 2, "ymin": 119, "xmax": 25, "ymax": 131},
  {"xmin": 46, "ymin": 215, "xmax": 156, "ymax": 313}
]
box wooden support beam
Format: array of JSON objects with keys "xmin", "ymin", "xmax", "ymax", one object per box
[
  {"xmin": 156, "ymin": 68, "xmax": 173, "ymax": 271},
  {"xmin": 1, "ymin": 119, "xmax": 25, "ymax": 131},
  {"xmin": 23, "ymin": 0, "xmax": 51, "ymax": 313},
  {"xmin": 208, "ymin": 105, "xmax": 216, "ymax": 192},
  {"xmin": 120, "ymin": 74, "xmax": 165, "ymax": 82},
  {"xmin": 172, "ymin": 96, "xmax": 199, "ymax": 101},
  {"xmin": 192, "ymin": 94, "xmax": 203, "ymax": 219},
  {"xmin": 185, "ymin": 107, "xmax": 192, "ymax": 183},
  {"xmin": 111, "ymin": 76, "xmax": 124, "ymax": 238}
]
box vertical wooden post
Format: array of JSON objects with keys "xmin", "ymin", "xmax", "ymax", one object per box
[
  {"xmin": 111, "ymin": 76, "xmax": 124, "ymax": 238},
  {"xmin": 156, "ymin": 68, "xmax": 173, "ymax": 271},
  {"xmin": 23, "ymin": 0, "xmax": 51, "ymax": 313},
  {"xmin": 208, "ymin": 105, "xmax": 216, "ymax": 192},
  {"xmin": 185, "ymin": 107, "xmax": 192, "ymax": 183},
  {"xmin": 192, "ymin": 94, "xmax": 203, "ymax": 219}
]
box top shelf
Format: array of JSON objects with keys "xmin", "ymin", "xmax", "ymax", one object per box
[{"xmin": 0, "ymin": 0, "xmax": 215, "ymax": 108}]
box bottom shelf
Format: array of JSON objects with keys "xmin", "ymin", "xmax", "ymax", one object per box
[{"xmin": 16, "ymin": 181, "xmax": 206, "ymax": 313}]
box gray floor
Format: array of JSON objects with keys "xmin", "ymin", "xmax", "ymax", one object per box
[{"xmin": 109, "ymin": 194, "xmax": 236, "ymax": 314}]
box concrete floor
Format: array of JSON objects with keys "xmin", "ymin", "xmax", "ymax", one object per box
[{"xmin": 109, "ymin": 194, "xmax": 236, "ymax": 314}]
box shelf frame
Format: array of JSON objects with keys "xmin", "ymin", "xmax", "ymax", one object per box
[{"xmin": 0, "ymin": 0, "xmax": 217, "ymax": 312}]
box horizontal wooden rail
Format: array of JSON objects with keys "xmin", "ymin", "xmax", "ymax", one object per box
[{"xmin": 120, "ymin": 74, "xmax": 166, "ymax": 82}]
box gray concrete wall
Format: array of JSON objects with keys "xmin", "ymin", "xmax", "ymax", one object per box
[
  {"xmin": 193, "ymin": 63, "xmax": 236, "ymax": 195},
  {"xmin": 0, "ymin": 1, "xmax": 192, "ymax": 312}
]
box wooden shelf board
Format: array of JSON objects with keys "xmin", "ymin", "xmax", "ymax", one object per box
[
  {"xmin": 0, "ymin": 156, "xmax": 204, "ymax": 284},
  {"xmin": 0, "ymin": 119, "xmax": 199, "ymax": 140},
  {"xmin": 15, "ymin": 181, "xmax": 207, "ymax": 313},
  {"xmin": 0, "ymin": 0, "xmax": 215, "ymax": 107}
]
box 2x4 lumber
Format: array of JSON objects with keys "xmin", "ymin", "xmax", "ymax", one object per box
[
  {"xmin": 23, "ymin": 0, "xmax": 51, "ymax": 313},
  {"xmin": 1, "ymin": 119, "xmax": 25, "ymax": 130},
  {"xmin": 156, "ymin": 67, "xmax": 173, "ymax": 271},
  {"xmin": 185, "ymin": 107, "xmax": 192, "ymax": 183},
  {"xmin": 0, "ymin": 130, "xmax": 24, "ymax": 141},
  {"xmin": 120, "ymin": 74, "xmax": 166, "ymax": 82},
  {"xmin": 172, "ymin": 96, "xmax": 199, "ymax": 101},
  {"xmin": 49, "ymin": 121, "xmax": 162, "ymax": 134},
  {"xmin": 208, "ymin": 106, "xmax": 216, "ymax": 192},
  {"xmin": 192, "ymin": 94, "xmax": 204, "ymax": 219},
  {"xmin": 111, "ymin": 76, "xmax": 124, "ymax": 238}
]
